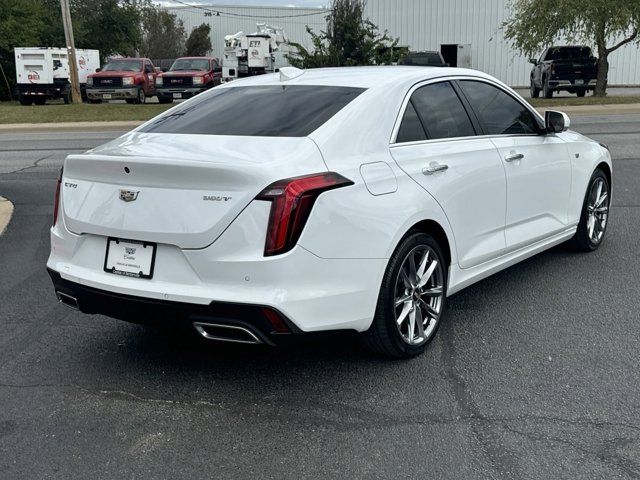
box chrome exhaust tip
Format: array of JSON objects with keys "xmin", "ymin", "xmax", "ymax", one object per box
[
  {"xmin": 193, "ymin": 322, "xmax": 263, "ymax": 345},
  {"xmin": 56, "ymin": 291, "xmax": 79, "ymax": 310}
]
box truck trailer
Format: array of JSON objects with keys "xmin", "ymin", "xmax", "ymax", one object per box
[{"xmin": 14, "ymin": 47, "xmax": 100, "ymax": 105}]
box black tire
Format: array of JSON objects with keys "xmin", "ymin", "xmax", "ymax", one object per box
[
  {"xmin": 88, "ymin": 99, "xmax": 102, "ymax": 104},
  {"xmin": 63, "ymin": 92, "xmax": 70, "ymax": 104},
  {"xmin": 18, "ymin": 96, "xmax": 33, "ymax": 106},
  {"xmin": 125, "ymin": 99, "xmax": 135, "ymax": 104},
  {"xmin": 360, "ymin": 232, "xmax": 447, "ymax": 359},
  {"xmin": 134, "ymin": 87, "xmax": 146, "ymax": 104},
  {"xmin": 576, "ymin": 90, "xmax": 586, "ymax": 97},
  {"xmin": 33, "ymin": 97, "xmax": 47, "ymax": 105},
  {"xmin": 568, "ymin": 169, "xmax": 610, "ymax": 252},
  {"xmin": 158, "ymin": 96, "xmax": 173, "ymax": 104},
  {"xmin": 530, "ymin": 79, "xmax": 540, "ymax": 98},
  {"xmin": 543, "ymin": 78, "xmax": 553, "ymax": 98}
]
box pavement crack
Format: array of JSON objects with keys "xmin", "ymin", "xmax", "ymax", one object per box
[
  {"xmin": 501, "ymin": 422, "xmax": 640, "ymax": 478},
  {"xmin": 439, "ymin": 323, "xmax": 524, "ymax": 479},
  {"xmin": 9, "ymin": 153, "xmax": 54, "ymax": 174}
]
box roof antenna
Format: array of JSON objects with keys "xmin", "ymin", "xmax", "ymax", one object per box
[{"xmin": 279, "ymin": 66, "xmax": 304, "ymax": 82}]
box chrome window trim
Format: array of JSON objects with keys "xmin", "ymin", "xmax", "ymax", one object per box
[{"xmin": 389, "ymin": 75, "xmax": 545, "ymax": 146}]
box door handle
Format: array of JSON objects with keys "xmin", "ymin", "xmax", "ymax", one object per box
[
  {"xmin": 505, "ymin": 153, "xmax": 525, "ymax": 162},
  {"xmin": 422, "ymin": 162, "xmax": 449, "ymax": 175}
]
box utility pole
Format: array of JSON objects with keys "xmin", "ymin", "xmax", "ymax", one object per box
[{"xmin": 60, "ymin": 0, "xmax": 82, "ymax": 104}]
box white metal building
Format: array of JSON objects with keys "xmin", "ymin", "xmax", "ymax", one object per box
[{"xmin": 165, "ymin": 1, "xmax": 640, "ymax": 87}]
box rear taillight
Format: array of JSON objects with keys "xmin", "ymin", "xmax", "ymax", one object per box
[
  {"xmin": 256, "ymin": 172, "xmax": 353, "ymax": 256},
  {"xmin": 53, "ymin": 168, "xmax": 62, "ymax": 226}
]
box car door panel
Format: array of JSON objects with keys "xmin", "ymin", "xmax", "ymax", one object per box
[
  {"xmin": 458, "ymin": 79, "xmax": 572, "ymax": 253},
  {"xmin": 390, "ymin": 80, "xmax": 507, "ymax": 269},
  {"xmin": 491, "ymin": 136, "xmax": 572, "ymax": 251},
  {"xmin": 391, "ymin": 139, "xmax": 507, "ymax": 268}
]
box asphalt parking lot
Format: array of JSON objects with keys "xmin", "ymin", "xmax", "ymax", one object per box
[{"xmin": 1, "ymin": 115, "xmax": 639, "ymax": 479}]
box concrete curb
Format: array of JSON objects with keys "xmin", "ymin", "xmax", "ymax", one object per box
[{"xmin": 0, "ymin": 196, "xmax": 14, "ymax": 236}]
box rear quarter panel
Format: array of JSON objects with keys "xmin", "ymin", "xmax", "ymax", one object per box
[{"xmin": 303, "ymin": 84, "xmax": 458, "ymax": 263}]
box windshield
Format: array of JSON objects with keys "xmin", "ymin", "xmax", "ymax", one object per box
[
  {"xmin": 103, "ymin": 59, "xmax": 142, "ymax": 72},
  {"xmin": 141, "ymin": 85, "xmax": 366, "ymax": 137},
  {"xmin": 170, "ymin": 58, "xmax": 210, "ymax": 71},
  {"xmin": 546, "ymin": 47, "xmax": 591, "ymax": 61}
]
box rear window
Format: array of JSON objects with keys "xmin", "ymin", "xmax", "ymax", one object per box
[
  {"xmin": 399, "ymin": 53, "xmax": 444, "ymax": 66},
  {"xmin": 141, "ymin": 85, "xmax": 366, "ymax": 137},
  {"xmin": 545, "ymin": 47, "xmax": 591, "ymax": 61}
]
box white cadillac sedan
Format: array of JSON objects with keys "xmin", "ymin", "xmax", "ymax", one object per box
[{"xmin": 48, "ymin": 66, "xmax": 612, "ymax": 358}]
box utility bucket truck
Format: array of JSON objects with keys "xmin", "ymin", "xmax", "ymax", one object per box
[
  {"xmin": 14, "ymin": 47, "xmax": 100, "ymax": 105},
  {"xmin": 222, "ymin": 23, "xmax": 290, "ymax": 83}
]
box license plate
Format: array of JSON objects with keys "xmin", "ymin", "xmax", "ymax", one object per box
[
  {"xmin": 574, "ymin": 80, "xmax": 584, "ymax": 85},
  {"xmin": 102, "ymin": 93, "xmax": 112, "ymax": 99},
  {"xmin": 172, "ymin": 93, "xmax": 182, "ymax": 99},
  {"xmin": 104, "ymin": 238, "xmax": 156, "ymax": 279}
]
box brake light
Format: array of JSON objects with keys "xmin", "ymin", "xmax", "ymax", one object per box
[
  {"xmin": 256, "ymin": 172, "xmax": 353, "ymax": 256},
  {"xmin": 53, "ymin": 167, "xmax": 63, "ymax": 226}
]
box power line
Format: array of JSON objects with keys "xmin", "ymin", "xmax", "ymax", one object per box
[{"xmin": 164, "ymin": 0, "xmax": 331, "ymax": 19}]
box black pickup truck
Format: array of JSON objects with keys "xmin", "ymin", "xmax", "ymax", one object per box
[
  {"xmin": 529, "ymin": 46, "xmax": 598, "ymax": 98},
  {"xmin": 398, "ymin": 51, "xmax": 448, "ymax": 67}
]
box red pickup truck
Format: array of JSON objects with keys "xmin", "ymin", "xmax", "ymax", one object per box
[
  {"xmin": 155, "ymin": 57, "xmax": 221, "ymax": 104},
  {"xmin": 86, "ymin": 58, "xmax": 158, "ymax": 104}
]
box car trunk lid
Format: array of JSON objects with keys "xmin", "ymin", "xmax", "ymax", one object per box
[{"xmin": 61, "ymin": 132, "xmax": 327, "ymax": 249}]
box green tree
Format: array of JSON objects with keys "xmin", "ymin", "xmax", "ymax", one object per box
[
  {"xmin": 287, "ymin": 0, "xmax": 400, "ymax": 68},
  {"xmin": 0, "ymin": 0, "xmax": 49, "ymax": 99},
  {"xmin": 139, "ymin": 7, "xmax": 186, "ymax": 59},
  {"xmin": 504, "ymin": 0, "xmax": 640, "ymax": 96},
  {"xmin": 185, "ymin": 23, "xmax": 212, "ymax": 56},
  {"xmin": 73, "ymin": 0, "xmax": 143, "ymax": 61}
]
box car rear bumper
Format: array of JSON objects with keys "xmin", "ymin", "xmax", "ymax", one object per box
[
  {"xmin": 47, "ymin": 201, "xmax": 386, "ymax": 335},
  {"xmin": 86, "ymin": 87, "xmax": 139, "ymax": 99},
  {"xmin": 47, "ymin": 268, "xmax": 302, "ymax": 345},
  {"xmin": 548, "ymin": 78, "xmax": 596, "ymax": 90}
]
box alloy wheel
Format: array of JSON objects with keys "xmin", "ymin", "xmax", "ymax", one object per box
[
  {"xmin": 394, "ymin": 245, "xmax": 444, "ymax": 345},
  {"xmin": 586, "ymin": 177, "xmax": 609, "ymax": 244}
]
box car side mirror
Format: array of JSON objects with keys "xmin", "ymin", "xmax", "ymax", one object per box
[
  {"xmin": 545, "ymin": 110, "xmax": 570, "ymax": 133},
  {"xmin": 95, "ymin": 68, "xmax": 101, "ymax": 73},
  {"xmin": 529, "ymin": 58, "xmax": 537, "ymax": 65},
  {"xmin": 161, "ymin": 67, "xmax": 168, "ymax": 73}
]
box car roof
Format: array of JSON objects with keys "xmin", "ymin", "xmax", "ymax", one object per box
[{"xmin": 223, "ymin": 65, "xmax": 493, "ymax": 89}]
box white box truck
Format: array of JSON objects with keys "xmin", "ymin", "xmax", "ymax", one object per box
[
  {"xmin": 222, "ymin": 24, "xmax": 289, "ymax": 83},
  {"xmin": 14, "ymin": 47, "xmax": 100, "ymax": 105}
]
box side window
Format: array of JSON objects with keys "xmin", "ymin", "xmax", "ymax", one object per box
[
  {"xmin": 396, "ymin": 101, "xmax": 427, "ymax": 143},
  {"xmin": 212, "ymin": 59, "xmax": 218, "ymax": 69},
  {"xmin": 410, "ymin": 81, "xmax": 476, "ymax": 140},
  {"xmin": 460, "ymin": 80, "xmax": 540, "ymax": 135},
  {"xmin": 144, "ymin": 62, "xmax": 153, "ymax": 73}
]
